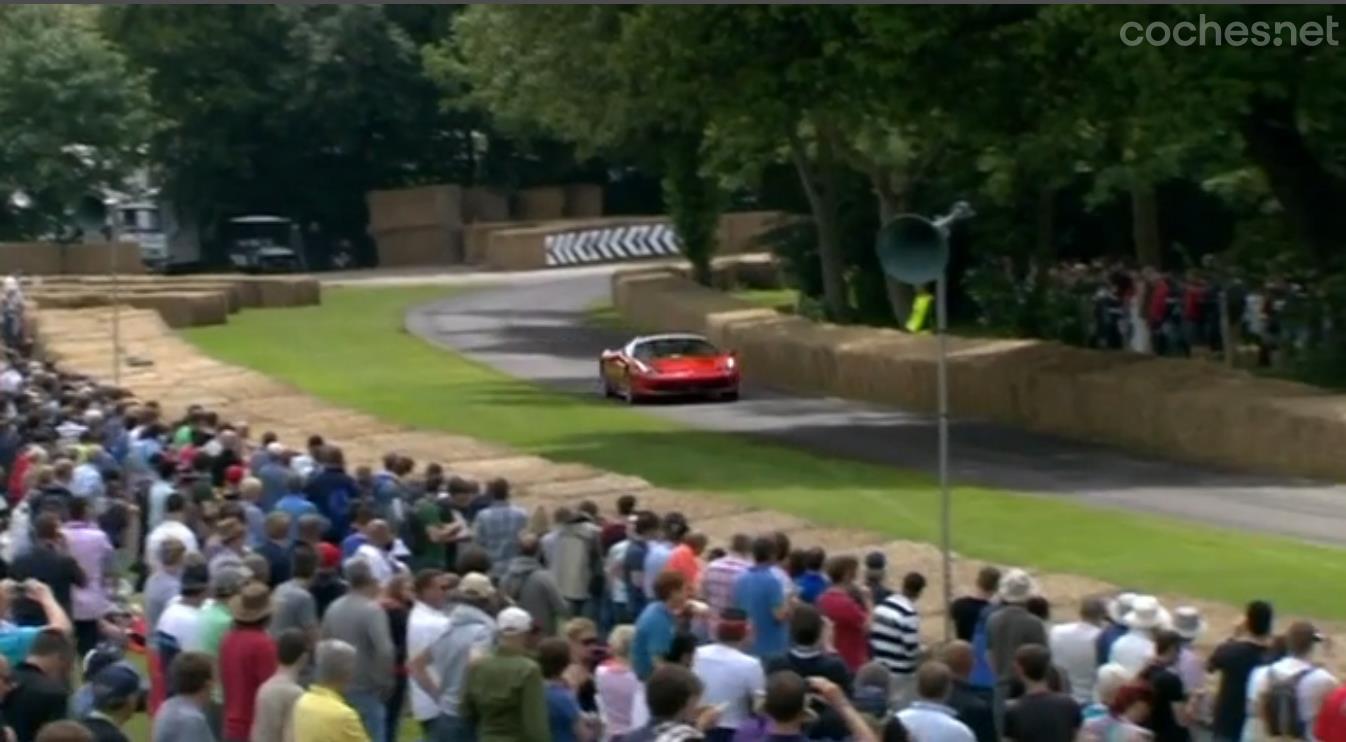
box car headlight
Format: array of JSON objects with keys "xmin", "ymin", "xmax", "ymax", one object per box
[{"xmin": 724, "ymin": 356, "xmax": 737, "ymax": 370}]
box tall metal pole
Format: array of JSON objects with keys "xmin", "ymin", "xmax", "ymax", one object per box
[
  {"xmin": 107, "ymin": 202, "xmax": 122, "ymax": 386},
  {"xmin": 936, "ymin": 275, "xmax": 952, "ymax": 641}
]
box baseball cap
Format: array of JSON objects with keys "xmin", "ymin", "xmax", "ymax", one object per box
[
  {"xmin": 90, "ymin": 663, "xmax": 143, "ymax": 708},
  {"xmin": 497, "ymin": 607, "xmax": 533, "ymax": 636},
  {"xmin": 82, "ymin": 646, "xmax": 124, "ymax": 682}
]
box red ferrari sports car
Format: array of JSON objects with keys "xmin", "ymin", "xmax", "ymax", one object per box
[{"xmin": 599, "ymin": 333, "xmax": 740, "ymax": 403}]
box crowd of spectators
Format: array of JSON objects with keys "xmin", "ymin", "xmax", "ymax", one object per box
[
  {"xmin": 964, "ymin": 256, "xmax": 1340, "ymax": 370},
  {"xmin": 0, "ymin": 281, "xmax": 1342, "ymax": 742}
]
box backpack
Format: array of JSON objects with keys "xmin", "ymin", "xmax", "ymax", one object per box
[{"xmin": 1261, "ymin": 665, "xmax": 1316, "ymax": 738}]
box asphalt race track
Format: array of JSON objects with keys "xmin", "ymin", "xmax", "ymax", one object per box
[{"xmin": 399, "ymin": 266, "xmax": 1346, "ymax": 546}]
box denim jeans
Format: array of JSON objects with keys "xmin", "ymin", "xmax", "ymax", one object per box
[
  {"xmin": 346, "ymin": 690, "xmax": 389, "ymax": 742},
  {"xmin": 431, "ymin": 714, "xmax": 477, "ymax": 742}
]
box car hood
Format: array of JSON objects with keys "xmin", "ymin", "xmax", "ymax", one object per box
[{"xmin": 648, "ymin": 355, "xmax": 727, "ymax": 374}]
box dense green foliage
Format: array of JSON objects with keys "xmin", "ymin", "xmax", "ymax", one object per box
[
  {"xmin": 451, "ymin": 6, "xmax": 1346, "ymax": 326},
  {"xmin": 6, "ymin": 6, "xmax": 1344, "ymax": 321},
  {"xmin": 0, "ymin": 6, "xmax": 150, "ymax": 240}
]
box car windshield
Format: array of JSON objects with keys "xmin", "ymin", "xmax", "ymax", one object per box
[{"xmin": 634, "ymin": 338, "xmax": 719, "ymax": 360}]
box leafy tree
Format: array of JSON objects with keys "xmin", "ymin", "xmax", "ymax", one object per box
[
  {"xmin": 0, "ymin": 5, "xmax": 150, "ymax": 239},
  {"xmin": 441, "ymin": 6, "xmax": 725, "ymax": 284},
  {"xmin": 101, "ymin": 5, "xmax": 507, "ymax": 261}
]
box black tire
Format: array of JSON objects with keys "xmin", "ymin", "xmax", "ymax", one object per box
[{"xmin": 719, "ymin": 391, "xmax": 740, "ymax": 402}]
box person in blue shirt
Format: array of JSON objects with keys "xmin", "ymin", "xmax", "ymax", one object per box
[
  {"xmin": 734, "ymin": 536, "xmax": 789, "ymax": 658},
  {"xmin": 794, "ymin": 547, "xmax": 830, "ymax": 604},
  {"xmin": 303, "ymin": 445, "xmax": 358, "ymax": 542},
  {"xmin": 622, "ymin": 511, "xmax": 660, "ymax": 619},
  {"xmin": 539, "ymin": 636, "xmax": 586, "ymax": 742},
  {"xmin": 632, "ymin": 570, "xmax": 691, "ymax": 681},
  {"xmin": 255, "ymin": 443, "xmax": 291, "ymax": 511},
  {"xmin": 274, "ymin": 472, "xmax": 319, "ymax": 544}
]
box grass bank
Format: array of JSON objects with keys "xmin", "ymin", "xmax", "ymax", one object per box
[{"xmin": 183, "ymin": 286, "xmax": 1346, "ymax": 619}]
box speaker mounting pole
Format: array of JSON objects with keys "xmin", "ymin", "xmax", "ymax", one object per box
[{"xmin": 875, "ymin": 201, "xmax": 974, "ymax": 641}]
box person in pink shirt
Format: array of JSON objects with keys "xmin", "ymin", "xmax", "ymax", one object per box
[
  {"xmin": 817, "ymin": 555, "xmax": 872, "ymax": 672},
  {"xmin": 595, "ymin": 625, "xmax": 640, "ymax": 741},
  {"xmin": 61, "ymin": 497, "xmax": 116, "ymax": 656}
]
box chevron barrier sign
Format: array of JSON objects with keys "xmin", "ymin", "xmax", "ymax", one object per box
[{"xmin": 544, "ymin": 223, "xmax": 682, "ymax": 267}]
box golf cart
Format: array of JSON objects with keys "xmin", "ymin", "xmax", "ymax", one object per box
[{"xmin": 226, "ymin": 215, "xmax": 304, "ymax": 273}]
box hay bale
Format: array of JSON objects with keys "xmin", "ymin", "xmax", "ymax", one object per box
[
  {"xmin": 124, "ymin": 291, "xmax": 229, "ymax": 328},
  {"xmin": 253, "ymin": 279, "xmax": 299, "ymax": 308},
  {"xmin": 464, "ymin": 187, "xmax": 510, "ymax": 223},
  {"xmin": 483, "ymin": 228, "xmax": 548, "ymax": 271},
  {"xmin": 515, "ymin": 187, "xmax": 566, "ymax": 220},
  {"xmin": 563, "ymin": 184, "xmax": 604, "ymax": 218}
]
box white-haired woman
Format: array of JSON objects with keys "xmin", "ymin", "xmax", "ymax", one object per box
[{"xmin": 595, "ymin": 624, "xmax": 639, "ymax": 741}]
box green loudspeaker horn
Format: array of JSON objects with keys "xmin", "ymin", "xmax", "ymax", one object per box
[{"xmin": 875, "ymin": 201, "xmax": 974, "ymax": 285}]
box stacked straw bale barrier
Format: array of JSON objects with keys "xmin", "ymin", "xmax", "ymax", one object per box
[
  {"xmin": 24, "ymin": 274, "xmax": 321, "ymax": 328},
  {"xmin": 611, "ymin": 267, "xmax": 1346, "ymax": 481}
]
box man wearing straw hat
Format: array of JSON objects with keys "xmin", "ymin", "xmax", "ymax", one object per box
[
  {"xmin": 986, "ymin": 569, "xmax": 1046, "ymax": 734},
  {"xmin": 219, "ymin": 582, "xmax": 277, "ymax": 742}
]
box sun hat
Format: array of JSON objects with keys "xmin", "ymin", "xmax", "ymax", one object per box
[
  {"xmin": 1107, "ymin": 592, "xmax": 1138, "ymax": 624},
  {"xmin": 497, "ymin": 606, "xmax": 533, "ymax": 636},
  {"xmin": 1171, "ymin": 606, "xmax": 1206, "ymax": 640},
  {"xmin": 1122, "ymin": 595, "xmax": 1170, "ymax": 630},
  {"xmin": 458, "ymin": 572, "xmax": 496, "ymax": 600},
  {"xmin": 997, "ymin": 568, "xmax": 1037, "ymax": 604},
  {"xmin": 229, "ymin": 581, "xmax": 273, "ymax": 623}
]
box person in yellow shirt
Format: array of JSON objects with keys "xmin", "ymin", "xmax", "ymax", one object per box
[{"xmin": 292, "ymin": 639, "xmax": 371, "ymax": 742}]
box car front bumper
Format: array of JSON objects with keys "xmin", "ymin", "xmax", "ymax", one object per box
[{"xmin": 631, "ymin": 372, "xmax": 739, "ymax": 396}]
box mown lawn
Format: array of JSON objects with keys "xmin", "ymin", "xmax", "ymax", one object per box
[{"xmin": 183, "ymin": 286, "xmax": 1346, "ymax": 620}]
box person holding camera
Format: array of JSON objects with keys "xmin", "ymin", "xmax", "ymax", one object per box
[{"xmin": 0, "ymin": 578, "xmax": 72, "ymax": 668}]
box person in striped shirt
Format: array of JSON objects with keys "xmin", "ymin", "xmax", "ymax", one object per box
[
  {"xmin": 870, "ymin": 571, "xmax": 927, "ymax": 706},
  {"xmin": 700, "ymin": 534, "xmax": 751, "ymax": 629}
]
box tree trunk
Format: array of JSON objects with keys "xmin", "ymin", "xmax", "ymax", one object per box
[
  {"xmin": 789, "ymin": 134, "xmax": 851, "ymax": 322},
  {"xmin": 1035, "ymin": 184, "xmax": 1056, "ymax": 260},
  {"xmin": 662, "ymin": 133, "xmax": 720, "ymax": 286},
  {"xmin": 874, "ymin": 177, "xmax": 914, "ymax": 325},
  {"xmin": 1131, "ymin": 177, "xmax": 1162, "ymax": 268},
  {"xmin": 1240, "ymin": 96, "xmax": 1346, "ymax": 266}
]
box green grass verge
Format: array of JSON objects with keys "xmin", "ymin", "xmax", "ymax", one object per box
[
  {"xmin": 183, "ymin": 286, "xmax": 1346, "ymax": 619},
  {"xmin": 734, "ymin": 288, "xmax": 798, "ymax": 312}
]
